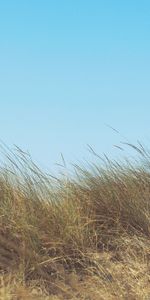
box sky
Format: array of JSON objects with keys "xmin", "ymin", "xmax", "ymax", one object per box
[{"xmin": 0, "ymin": 0, "xmax": 150, "ymax": 171}]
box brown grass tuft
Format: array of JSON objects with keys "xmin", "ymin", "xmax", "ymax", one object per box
[{"xmin": 0, "ymin": 142, "xmax": 150, "ymax": 299}]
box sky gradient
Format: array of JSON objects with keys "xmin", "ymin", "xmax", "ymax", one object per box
[{"xmin": 0, "ymin": 1, "xmax": 150, "ymax": 171}]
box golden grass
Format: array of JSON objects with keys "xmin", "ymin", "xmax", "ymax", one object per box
[{"xmin": 0, "ymin": 142, "xmax": 150, "ymax": 299}]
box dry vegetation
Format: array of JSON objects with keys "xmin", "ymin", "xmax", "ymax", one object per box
[{"xmin": 0, "ymin": 143, "xmax": 150, "ymax": 300}]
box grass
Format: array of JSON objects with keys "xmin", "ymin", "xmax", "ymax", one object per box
[{"xmin": 0, "ymin": 142, "xmax": 150, "ymax": 299}]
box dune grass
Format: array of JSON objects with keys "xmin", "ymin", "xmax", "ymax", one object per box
[{"xmin": 0, "ymin": 143, "xmax": 150, "ymax": 299}]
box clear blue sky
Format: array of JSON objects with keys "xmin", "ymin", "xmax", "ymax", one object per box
[{"xmin": 0, "ymin": 0, "xmax": 150, "ymax": 170}]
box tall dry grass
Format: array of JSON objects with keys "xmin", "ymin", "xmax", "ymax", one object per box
[{"xmin": 0, "ymin": 142, "xmax": 150, "ymax": 299}]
